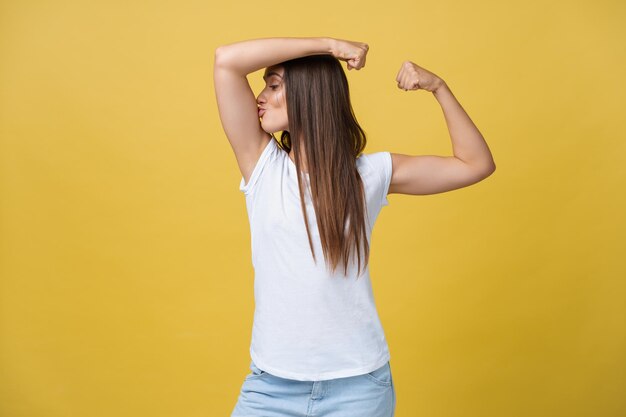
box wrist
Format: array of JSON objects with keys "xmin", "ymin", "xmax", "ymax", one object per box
[
  {"xmin": 433, "ymin": 79, "xmax": 448, "ymax": 96},
  {"xmin": 325, "ymin": 37, "xmax": 337, "ymax": 57}
]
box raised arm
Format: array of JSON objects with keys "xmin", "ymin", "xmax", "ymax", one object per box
[
  {"xmin": 389, "ymin": 61, "xmax": 496, "ymax": 196},
  {"xmin": 213, "ymin": 37, "xmax": 334, "ymax": 185}
]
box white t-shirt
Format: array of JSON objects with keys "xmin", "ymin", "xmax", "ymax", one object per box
[{"xmin": 238, "ymin": 137, "xmax": 393, "ymax": 381}]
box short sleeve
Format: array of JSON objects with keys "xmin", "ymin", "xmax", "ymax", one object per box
[
  {"xmin": 362, "ymin": 151, "xmax": 393, "ymax": 208},
  {"xmin": 380, "ymin": 152, "xmax": 392, "ymax": 207},
  {"xmin": 239, "ymin": 139, "xmax": 276, "ymax": 195}
]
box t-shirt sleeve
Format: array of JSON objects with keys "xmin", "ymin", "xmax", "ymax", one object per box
[
  {"xmin": 380, "ymin": 152, "xmax": 393, "ymax": 207},
  {"xmin": 239, "ymin": 138, "xmax": 276, "ymax": 195},
  {"xmin": 364, "ymin": 151, "xmax": 393, "ymax": 207}
]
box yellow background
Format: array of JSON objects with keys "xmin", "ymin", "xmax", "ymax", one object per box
[{"xmin": 1, "ymin": 1, "xmax": 624, "ymax": 416}]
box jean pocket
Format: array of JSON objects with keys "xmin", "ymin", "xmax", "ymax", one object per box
[
  {"xmin": 364, "ymin": 361, "xmax": 392, "ymax": 386},
  {"xmin": 244, "ymin": 360, "xmax": 267, "ymax": 380}
]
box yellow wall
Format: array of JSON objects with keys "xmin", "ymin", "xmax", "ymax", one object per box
[{"xmin": 1, "ymin": 1, "xmax": 624, "ymax": 416}]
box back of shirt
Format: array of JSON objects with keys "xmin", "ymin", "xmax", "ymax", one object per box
[{"xmin": 238, "ymin": 137, "xmax": 393, "ymax": 381}]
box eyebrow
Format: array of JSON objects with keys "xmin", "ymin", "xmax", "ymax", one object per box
[{"xmin": 263, "ymin": 71, "xmax": 283, "ymax": 81}]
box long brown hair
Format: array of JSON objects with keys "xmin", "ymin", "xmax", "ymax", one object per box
[{"xmin": 276, "ymin": 54, "xmax": 369, "ymax": 278}]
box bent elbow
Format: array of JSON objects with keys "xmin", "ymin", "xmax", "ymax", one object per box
[
  {"xmin": 214, "ymin": 46, "xmax": 232, "ymax": 68},
  {"xmin": 471, "ymin": 162, "xmax": 495, "ymax": 181},
  {"xmin": 482, "ymin": 163, "xmax": 496, "ymax": 178},
  {"xmin": 214, "ymin": 46, "xmax": 224, "ymax": 64}
]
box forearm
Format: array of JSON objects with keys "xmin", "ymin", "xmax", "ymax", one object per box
[
  {"xmin": 433, "ymin": 82, "xmax": 496, "ymax": 171},
  {"xmin": 215, "ymin": 37, "xmax": 334, "ymax": 75}
]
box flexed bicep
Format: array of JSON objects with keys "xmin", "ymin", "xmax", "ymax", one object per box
[{"xmin": 388, "ymin": 153, "xmax": 494, "ymax": 195}]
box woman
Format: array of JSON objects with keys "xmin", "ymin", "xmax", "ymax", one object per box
[{"xmin": 213, "ymin": 36, "xmax": 495, "ymax": 417}]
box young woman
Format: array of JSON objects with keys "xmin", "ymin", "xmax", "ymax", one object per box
[{"xmin": 214, "ymin": 36, "xmax": 495, "ymax": 417}]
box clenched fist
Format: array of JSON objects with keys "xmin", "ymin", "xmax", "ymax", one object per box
[
  {"xmin": 330, "ymin": 38, "xmax": 369, "ymax": 71},
  {"xmin": 395, "ymin": 61, "xmax": 445, "ymax": 93}
]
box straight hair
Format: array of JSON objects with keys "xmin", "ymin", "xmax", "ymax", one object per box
[{"xmin": 276, "ymin": 54, "xmax": 370, "ymax": 278}]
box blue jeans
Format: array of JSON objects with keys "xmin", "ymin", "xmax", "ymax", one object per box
[{"xmin": 231, "ymin": 360, "xmax": 396, "ymax": 417}]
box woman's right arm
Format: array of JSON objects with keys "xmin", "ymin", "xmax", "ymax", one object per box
[
  {"xmin": 215, "ymin": 37, "xmax": 335, "ymax": 76},
  {"xmin": 213, "ymin": 37, "xmax": 336, "ymax": 184},
  {"xmin": 213, "ymin": 37, "xmax": 371, "ymax": 185}
]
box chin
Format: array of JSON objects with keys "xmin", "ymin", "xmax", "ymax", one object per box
[{"xmin": 261, "ymin": 122, "xmax": 285, "ymax": 135}]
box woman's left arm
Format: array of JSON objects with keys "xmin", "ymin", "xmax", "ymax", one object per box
[{"xmin": 389, "ymin": 61, "xmax": 496, "ymax": 196}]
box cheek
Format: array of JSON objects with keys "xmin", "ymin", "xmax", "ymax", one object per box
[{"xmin": 273, "ymin": 91, "xmax": 285, "ymax": 107}]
